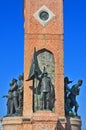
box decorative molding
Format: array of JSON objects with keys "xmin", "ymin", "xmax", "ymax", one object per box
[{"xmin": 33, "ymin": 5, "xmax": 56, "ymax": 27}]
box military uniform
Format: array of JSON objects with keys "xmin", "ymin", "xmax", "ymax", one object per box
[{"xmin": 39, "ymin": 69, "xmax": 54, "ymax": 110}]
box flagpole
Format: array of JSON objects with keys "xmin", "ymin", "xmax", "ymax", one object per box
[
  {"xmin": 26, "ymin": 47, "xmax": 41, "ymax": 111},
  {"xmin": 34, "ymin": 75, "xmax": 38, "ymax": 111},
  {"xmin": 32, "ymin": 75, "xmax": 38, "ymax": 112}
]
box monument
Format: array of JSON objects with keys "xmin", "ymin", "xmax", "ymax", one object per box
[{"xmin": 2, "ymin": 0, "xmax": 82, "ymax": 130}]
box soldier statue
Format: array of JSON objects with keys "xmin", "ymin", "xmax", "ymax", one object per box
[
  {"xmin": 38, "ymin": 67, "xmax": 55, "ymax": 110},
  {"xmin": 18, "ymin": 73, "xmax": 24, "ymax": 109},
  {"xmin": 10, "ymin": 78, "xmax": 19, "ymax": 115},
  {"xmin": 3, "ymin": 78, "xmax": 19, "ymax": 116},
  {"xmin": 66, "ymin": 79, "xmax": 83, "ymax": 116},
  {"xmin": 2, "ymin": 82, "xmax": 13, "ymax": 116},
  {"xmin": 64, "ymin": 77, "xmax": 73, "ymax": 100}
]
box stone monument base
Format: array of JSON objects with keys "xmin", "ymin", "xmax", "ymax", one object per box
[
  {"xmin": 2, "ymin": 111, "xmax": 66, "ymax": 130},
  {"xmin": 2, "ymin": 116, "xmax": 32, "ymax": 130},
  {"xmin": 32, "ymin": 111, "xmax": 66, "ymax": 130},
  {"xmin": 2, "ymin": 117, "xmax": 23, "ymax": 130},
  {"xmin": 66, "ymin": 117, "xmax": 82, "ymax": 130}
]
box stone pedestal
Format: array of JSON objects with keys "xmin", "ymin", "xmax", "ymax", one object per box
[
  {"xmin": 2, "ymin": 117, "xmax": 32, "ymax": 130},
  {"xmin": 2, "ymin": 117, "xmax": 23, "ymax": 130},
  {"xmin": 66, "ymin": 117, "xmax": 82, "ymax": 130},
  {"xmin": 2, "ymin": 111, "xmax": 66, "ymax": 130},
  {"xmin": 32, "ymin": 111, "xmax": 66, "ymax": 130}
]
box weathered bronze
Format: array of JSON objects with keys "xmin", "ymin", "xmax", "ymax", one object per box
[
  {"xmin": 3, "ymin": 78, "xmax": 18, "ymax": 116},
  {"xmin": 65, "ymin": 79, "xmax": 83, "ymax": 117},
  {"xmin": 26, "ymin": 48, "xmax": 41, "ymax": 81},
  {"xmin": 27, "ymin": 48, "xmax": 55, "ymax": 111},
  {"xmin": 10, "ymin": 78, "xmax": 19, "ymax": 116},
  {"xmin": 38, "ymin": 67, "xmax": 55, "ymax": 110},
  {"xmin": 16, "ymin": 73, "xmax": 24, "ymax": 116},
  {"xmin": 18, "ymin": 73, "xmax": 24, "ymax": 109},
  {"xmin": 64, "ymin": 77, "xmax": 73, "ymax": 100},
  {"xmin": 2, "ymin": 85, "xmax": 13, "ymax": 116},
  {"xmin": 3, "ymin": 74, "xmax": 24, "ymax": 117}
]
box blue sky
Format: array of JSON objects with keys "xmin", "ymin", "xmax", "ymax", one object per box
[
  {"xmin": 64, "ymin": 1, "xmax": 86, "ymax": 129},
  {"xmin": 0, "ymin": 0, "xmax": 86, "ymax": 129}
]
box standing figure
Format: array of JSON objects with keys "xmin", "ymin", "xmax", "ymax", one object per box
[
  {"xmin": 67, "ymin": 79, "xmax": 83, "ymax": 116},
  {"xmin": 18, "ymin": 73, "xmax": 24, "ymax": 109},
  {"xmin": 64, "ymin": 77, "xmax": 73, "ymax": 100},
  {"xmin": 38, "ymin": 67, "xmax": 55, "ymax": 110},
  {"xmin": 64, "ymin": 77, "xmax": 73, "ymax": 115},
  {"xmin": 10, "ymin": 78, "xmax": 18, "ymax": 115},
  {"xmin": 2, "ymin": 82, "xmax": 13, "ymax": 116}
]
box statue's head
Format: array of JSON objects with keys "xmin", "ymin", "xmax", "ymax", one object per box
[
  {"xmin": 12, "ymin": 78, "xmax": 17, "ymax": 83},
  {"xmin": 9, "ymin": 81, "xmax": 13, "ymax": 86},
  {"xmin": 77, "ymin": 80, "xmax": 83, "ymax": 86},
  {"xmin": 64, "ymin": 77, "xmax": 72, "ymax": 84},
  {"xmin": 18, "ymin": 73, "xmax": 24, "ymax": 80},
  {"xmin": 9, "ymin": 78, "xmax": 17, "ymax": 86}
]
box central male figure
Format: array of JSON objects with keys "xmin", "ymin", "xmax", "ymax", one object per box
[{"xmin": 38, "ymin": 67, "xmax": 55, "ymax": 110}]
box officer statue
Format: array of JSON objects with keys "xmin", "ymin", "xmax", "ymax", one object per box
[{"xmin": 38, "ymin": 67, "xmax": 55, "ymax": 111}]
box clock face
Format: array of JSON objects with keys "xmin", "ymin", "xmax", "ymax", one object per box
[{"xmin": 39, "ymin": 11, "xmax": 49, "ymax": 21}]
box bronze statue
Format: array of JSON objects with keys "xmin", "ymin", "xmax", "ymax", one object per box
[
  {"xmin": 3, "ymin": 79, "xmax": 18, "ymax": 116},
  {"xmin": 65, "ymin": 79, "xmax": 83, "ymax": 116},
  {"xmin": 38, "ymin": 67, "xmax": 55, "ymax": 110},
  {"xmin": 10, "ymin": 78, "xmax": 18, "ymax": 115},
  {"xmin": 18, "ymin": 73, "xmax": 24, "ymax": 110},
  {"xmin": 64, "ymin": 77, "xmax": 73, "ymax": 100},
  {"xmin": 2, "ymin": 83, "xmax": 13, "ymax": 116},
  {"xmin": 64, "ymin": 77, "xmax": 73, "ymax": 115},
  {"xmin": 3, "ymin": 73, "xmax": 24, "ymax": 117},
  {"xmin": 26, "ymin": 48, "xmax": 55, "ymax": 111}
]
